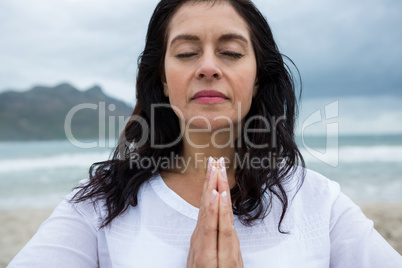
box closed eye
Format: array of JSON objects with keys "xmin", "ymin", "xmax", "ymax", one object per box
[
  {"xmin": 176, "ymin": 52, "xmax": 244, "ymax": 59},
  {"xmin": 176, "ymin": 53, "xmax": 197, "ymax": 59},
  {"xmin": 222, "ymin": 52, "xmax": 244, "ymax": 59}
]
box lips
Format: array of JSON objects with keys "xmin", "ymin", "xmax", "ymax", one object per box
[
  {"xmin": 191, "ymin": 90, "xmax": 228, "ymax": 104},
  {"xmin": 192, "ymin": 90, "xmax": 227, "ymax": 100}
]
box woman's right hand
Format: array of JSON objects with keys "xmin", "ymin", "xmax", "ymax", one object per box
[{"xmin": 187, "ymin": 157, "xmax": 219, "ymax": 268}]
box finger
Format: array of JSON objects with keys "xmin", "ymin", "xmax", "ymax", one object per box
[
  {"xmin": 199, "ymin": 157, "xmax": 216, "ymax": 207},
  {"xmin": 217, "ymin": 157, "xmax": 234, "ymax": 223},
  {"xmin": 201, "ymin": 156, "xmax": 214, "ymax": 194},
  {"xmin": 201, "ymin": 158, "xmax": 219, "ymax": 208},
  {"xmin": 196, "ymin": 157, "xmax": 215, "ymax": 223},
  {"xmin": 218, "ymin": 189, "xmax": 235, "ymax": 263},
  {"xmin": 188, "ymin": 158, "xmax": 220, "ymax": 267},
  {"xmin": 201, "ymin": 157, "xmax": 219, "ymax": 200},
  {"xmin": 196, "ymin": 158, "xmax": 218, "ymax": 230},
  {"xmin": 217, "ymin": 157, "xmax": 231, "ymax": 195},
  {"xmin": 198, "ymin": 165, "xmax": 219, "ymax": 252}
]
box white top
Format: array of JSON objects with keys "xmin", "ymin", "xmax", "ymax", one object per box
[{"xmin": 8, "ymin": 168, "xmax": 402, "ymax": 267}]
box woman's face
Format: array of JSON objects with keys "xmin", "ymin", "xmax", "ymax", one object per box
[{"xmin": 163, "ymin": 1, "xmax": 257, "ymax": 131}]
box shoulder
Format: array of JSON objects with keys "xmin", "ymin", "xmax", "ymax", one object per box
[
  {"xmin": 299, "ymin": 167, "xmax": 340, "ymax": 197},
  {"xmin": 63, "ymin": 179, "xmax": 108, "ymax": 231},
  {"xmin": 285, "ymin": 166, "xmax": 341, "ymax": 202},
  {"xmin": 65, "ymin": 177, "xmax": 154, "ymax": 230},
  {"xmin": 281, "ymin": 167, "xmax": 342, "ymax": 219}
]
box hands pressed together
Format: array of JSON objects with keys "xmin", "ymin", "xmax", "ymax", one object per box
[{"xmin": 187, "ymin": 157, "xmax": 244, "ymax": 268}]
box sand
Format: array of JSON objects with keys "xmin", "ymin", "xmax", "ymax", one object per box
[
  {"xmin": 0, "ymin": 209, "xmax": 53, "ymax": 268},
  {"xmin": 358, "ymin": 203, "xmax": 402, "ymax": 255},
  {"xmin": 1, "ymin": 203, "xmax": 401, "ymax": 267}
]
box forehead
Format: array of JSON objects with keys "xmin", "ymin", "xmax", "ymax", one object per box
[{"xmin": 166, "ymin": 1, "xmax": 251, "ymax": 42}]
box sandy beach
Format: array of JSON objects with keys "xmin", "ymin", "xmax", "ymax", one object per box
[{"xmin": 1, "ymin": 203, "xmax": 401, "ymax": 267}]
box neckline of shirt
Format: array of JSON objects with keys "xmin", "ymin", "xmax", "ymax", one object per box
[{"xmin": 148, "ymin": 173, "xmax": 200, "ymax": 220}]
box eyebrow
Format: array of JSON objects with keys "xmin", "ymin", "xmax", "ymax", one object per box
[
  {"xmin": 218, "ymin": 33, "xmax": 248, "ymax": 45},
  {"xmin": 170, "ymin": 34, "xmax": 199, "ymax": 47},
  {"xmin": 169, "ymin": 33, "xmax": 249, "ymax": 47}
]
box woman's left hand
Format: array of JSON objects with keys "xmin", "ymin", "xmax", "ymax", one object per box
[{"xmin": 216, "ymin": 158, "xmax": 244, "ymax": 268}]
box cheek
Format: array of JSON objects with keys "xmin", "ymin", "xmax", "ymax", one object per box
[
  {"xmin": 235, "ymin": 74, "xmax": 256, "ymax": 117},
  {"xmin": 235, "ymin": 60, "xmax": 257, "ymax": 87},
  {"xmin": 165, "ymin": 71, "xmax": 186, "ymax": 102},
  {"xmin": 236, "ymin": 75, "xmax": 257, "ymax": 100},
  {"xmin": 165, "ymin": 63, "xmax": 187, "ymax": 87}
]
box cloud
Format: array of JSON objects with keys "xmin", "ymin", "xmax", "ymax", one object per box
[
  {"xmin": 256, "ymin": 0, "xmax": 402, "ymax": 97},
  {"xmin": 297, "ymin": 96, "xmax": 402, "ymax": 135},
  {"xmin": 0, "ymin": 0, "xmax": 401, "ymax": 102},
  {"xmin": 0, "ymin": 0, "xmax": 159, "ymax": 102}
]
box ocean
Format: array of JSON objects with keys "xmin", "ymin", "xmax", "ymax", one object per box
[{"xmin": 0, "ymin": 135, "xmax": 401, "ymax": 209}]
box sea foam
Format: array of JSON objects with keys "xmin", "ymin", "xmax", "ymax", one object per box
[
  {"xmin": 300, "ymin": 145, "xmax": 402, "ymax": 163},
  {"xmin": 0, "ymin": 152, "xmax": 110, "ymax": 173}
]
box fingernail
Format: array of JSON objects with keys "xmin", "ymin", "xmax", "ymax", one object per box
[
  {"xmin": 208, "ymin": 156, "xmax": 213, "ymax": 168},
  {"xmin": 211, "ymin": 189, "xmax": 218, "ymax": 203},
  {"xmin": 210, "ymin": 165, "xmax": 216, "ymax": 178},
  {"xmin": 221, "ymin": 166, "xmax": 227, "ymax": 180},
  {"xmin": 219, "ymin": 157, "xmax": 225, "ymax": 168},
  {"xmin": 218, "ymin": 157, "xmax": 227, "ymax": 180},
  {"xmin": 221, "ymin": 191, "xmax": 228, "ymax": 204}
]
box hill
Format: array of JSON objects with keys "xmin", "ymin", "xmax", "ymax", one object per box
[{"xmin": 0, "ymin": 83, "xmax": 133, "ymax": 141}]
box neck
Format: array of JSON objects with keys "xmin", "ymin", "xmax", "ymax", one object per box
[{"xmin": 174, "ymin": 127, "xmax": 238, "ymax": 179}]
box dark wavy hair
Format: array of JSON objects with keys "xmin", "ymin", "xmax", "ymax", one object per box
[{"xmin": 72, "ymin": 0, "xmax": 305, "ymax": 232}]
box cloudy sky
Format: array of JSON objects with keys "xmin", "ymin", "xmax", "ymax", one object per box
[{"xmin": 1, "ymin": 0, "xmax": 401, "ymax": 134}]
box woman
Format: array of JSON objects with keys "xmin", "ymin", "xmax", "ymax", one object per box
[{"xmin": 9, "ymin": 0, "xmax": 402, "ymax": 267}]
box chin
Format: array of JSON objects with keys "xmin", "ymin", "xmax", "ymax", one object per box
[{"xmin": 186, "ymin": 118, "xmax": 240, "ymax": 132}]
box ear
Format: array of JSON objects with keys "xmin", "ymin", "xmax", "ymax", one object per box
[
  {"xmin": 163, "ymin": 82, "xmax": 169, "ymax": 97},
  {"xmin": 252, "ymin": 77, "xmax": 258, "ymax": 97},
  {"xmin": 252, "ymin": 84, "xmax": 258, "ymax": 97},
  {"xmin": 161, "ymin": 72, "xmax": 169, "ymax": 97}
]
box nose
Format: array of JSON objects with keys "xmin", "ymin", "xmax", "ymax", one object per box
[{"xmin": 195, "ymin": 53, "xmax": 222, "ymax": 80}]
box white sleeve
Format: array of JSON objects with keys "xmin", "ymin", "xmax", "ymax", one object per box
[
  {"xmin": 7, "ymin": 197, "xmax": 99, "ymax": 268},
  {"xmin": 329, "ymin": 192, "xmax": 402, "ymax": 268}
]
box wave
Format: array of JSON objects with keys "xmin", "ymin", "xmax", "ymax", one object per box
[
  {"xmin": 0, "ymin": 152, "xmax": 110, "ymax": 173},
  {"xmin": 2, "ymin": 178, "xmax": 401, "ymax": 209},
  {"xmin": 0, "ymin": 192, "xmax": 66, "ymax": 209},
  {"xmin": 0, "ymin": 145, "xmax": 401, "ymax": 173},
  {"xmin": 300, "ymin": 145, "xmax": 402, "ymax": 163}
]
